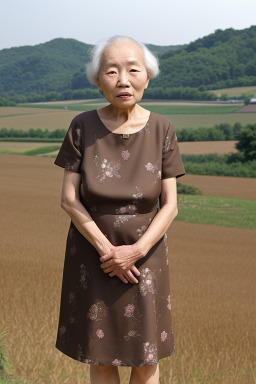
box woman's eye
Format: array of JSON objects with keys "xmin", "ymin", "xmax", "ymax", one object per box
[
  {"xmin": 107, "ymin": 71, "xmax": 116, "ymax": 74},
  {"xmin": 130, "ymin": 69, "xmax": 139, "ymax": 72}
]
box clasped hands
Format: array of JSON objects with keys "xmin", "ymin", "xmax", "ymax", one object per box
[{"xmin": 99, "ymin": 243, "xmax": 143, "ymax": 284}]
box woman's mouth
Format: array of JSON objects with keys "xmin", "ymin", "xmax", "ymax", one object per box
[{"xmin": 117, "ymin": 93, "xmax": 132, "ymax": 99}]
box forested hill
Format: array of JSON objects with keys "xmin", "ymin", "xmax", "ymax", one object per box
[
  {"xmin": 0, "ymin": 38, "xmax": 93, "ymax": 94},
  {"xmin": 152, "ymin": 26, "xmax": 256, "ymax": 90},
  {"xmin": 0, "ymin": 26, "xmax": 255, "ymax": 102}
]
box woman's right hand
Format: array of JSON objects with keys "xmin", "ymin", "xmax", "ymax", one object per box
[
  {"xmin": 116, "ymin": 264, "xmax": 141, "ymax": 284},
  {"xmin": 99, "ymin": 243, "xmax": 140, "ymax": 284}
]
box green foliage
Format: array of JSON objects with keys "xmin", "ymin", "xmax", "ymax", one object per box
[
  {"xmin": 143, "ymin": 86, "xmax": 216, "ymax": 101},
  {"xmin": 177, "ymin": 182, "xmax": 203, "ymax": 195},
  {"xmin": 0, "ymin": 331, "xmax": 12, "ymax": 375},
  {"xmin": 182, "ymin": 154, "xmax": 256, "ymax": 177},
  {"xmin": 154, "ymin": 26, "xmax": 256, "ymax": 91},
  {"xmin": 0, "ymin": 330, "xmax": 27, "ymax": 383},
  {"xmin": 235, "ymin": 124, "xmax": 256, "ymax": 161},
  {"xmin": 0, "ymin": 128, "xmax": 66, "ymax": 139},
  {"xmin": 177, "ymin": 122, "xmax": 243, "ymax": 141},
  {"xmin": 0, "ymin": 97, "xmax": 16, "ymax": 107}
]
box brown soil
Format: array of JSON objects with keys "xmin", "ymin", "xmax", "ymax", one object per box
[
  {"xmin": 179, "ymin": 140, "xmax": 238, "ymax": 155},
  {"xmin": 0, "ymin": 154, "xmax": 255, "ymax": 384},
  {"xmin": 181, "ymin": 174, "xmax": 256, "ymax": 200},
  {"xmin": 236, "ymin": 104, "xmax": 256, "ymax": 113}
]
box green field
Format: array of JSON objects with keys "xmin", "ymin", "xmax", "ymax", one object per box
[
  {"xmin": 177, "ymin": 195, "xmax": 256, "ymax": 229},
  {"xmin": 209, "ymin": 86, "xmax": 256, "ymax": 98},
  {"xmin": 0, "ymin": 145, "xmax": 60, "ymax": 156},
  {"xmin": 19, "ymin": 103, "xmax": 242, "ymax": 114}
]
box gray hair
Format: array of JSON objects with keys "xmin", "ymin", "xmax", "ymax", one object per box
[{"xmin": 85, "ymin": 35, "xmax": 160, "ymax": 85}]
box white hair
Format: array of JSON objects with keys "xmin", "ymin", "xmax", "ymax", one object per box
[{"xmin": 85, "ymin": 35, "xmax": 160, "ymax": 85}]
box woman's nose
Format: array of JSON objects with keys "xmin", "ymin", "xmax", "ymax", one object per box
[{"xmin": 118, "ymin": 72, "xmax": 130, "ymax": 86}]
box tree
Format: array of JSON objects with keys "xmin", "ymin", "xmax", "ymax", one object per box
[{"xmin": 236, "ymin": 125, "xmax": 256, "ymax": 161}]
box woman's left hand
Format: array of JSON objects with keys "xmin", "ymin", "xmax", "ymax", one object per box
[{"xmin": 99, "ymin": 244, "xmax": 143, "ymax": 277}]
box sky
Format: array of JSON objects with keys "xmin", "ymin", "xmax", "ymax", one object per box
[{"xmin": 1, "ymin": 0, "xmax": 256, "ymax": 50}]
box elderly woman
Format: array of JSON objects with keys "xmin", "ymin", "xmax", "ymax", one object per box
[{"xmin": 54, "ymin": 35, "xmax": 185, "ymax": 384}]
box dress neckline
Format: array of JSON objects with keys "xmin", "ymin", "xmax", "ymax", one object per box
[{"xmin": 95, "ymin": 109, "xmax": 151, "ymax": 136}]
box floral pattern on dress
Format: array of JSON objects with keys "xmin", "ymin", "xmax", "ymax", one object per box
[
  {"xmin": 124, "ymin": 303, "xmax": 135, "ymax": 317},
  {"xmin": 115, "ymin": 204, "xmax": 137, "ymax": 214},
  {"xmin": 94, "ymin": 155, "xmax": 121, "ymax": 182},
  {"xmin": 68, "ymin": 292, "xmax": 75, "ymax": 304},
  {"xmin": 163, "ymin": 131, "xmax": 177, "ymax": 155},
  {"xmin": 87, "ymin": 301, "xmax": 107, "ymax": 321},
  {"xmin": 167, "ymin": 295, "xmax": 172, "ymax": 310},
  {"xmin": 96, "ymin": 329, "xmax": 104, "ymax": 339},
  {"xmin": 113, "ymin": 214, "xmax": 137, "ymax": 228},
  {"xmin": 70, "ymin": 245, "xmax": 76, "ymax": 256},
  {"xmin": 145, "ymin": 161, "xmax": 161, "ymax": 183},
  {"xmin": 143, "ymin": 342, "xmax": 158, "ymax": 364},
  {"xmin": 121, "ymin": 150, "xmax": 131, "ymax": 160},
  {"xmin": 139, "ymin": 268, "xmax": 157, "ymax": 296},
  {"xmin": 161, "ymin": 331, "xmax": 168, "ymax": 342},
  {"xmin": 163, "ymin": 233, "xmax": 169, "ymax": 265},
  {"xmin": 125, "ymin": 325, "xmax": 145, "ymax": 341},
  {"xmin": 69, "ymin": 226, "xmax": 76, "ymax": 240},
  {"xmin": 73, "ymin": 126, "xmax": 81, "ymax": 148},
  {"xmin": 136, "ymin": 218, "xmax": 152, "ymax": 238},
  {"xmin": 77, "ymin": 344, "xmax": 94, "ymax": 364},
  {"xmin": 80, "ymin": 263, "xmax": 92, "ymax": 290},
  {"xmin": 112, "ymin": 359, "xmax": 122, "ymax": 366},
  {"xmin": 64, "ymin": 161, "xmax": 77, "ymax": 171},
  {"xmin": 132, "ymin": 186, "xmax": 144, "ymax": 200},
  {"xmin": 59, "ymin": 325, "xmax": 67, "ymax": 336}
]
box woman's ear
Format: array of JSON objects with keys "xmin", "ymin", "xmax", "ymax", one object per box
[
  {"xmin": 144, "ymin": 77, "xmax": 150, "ymax": 90},
  {"xmin": 96, "ymin": 78, "xmax": 102, "ymax": 91}
]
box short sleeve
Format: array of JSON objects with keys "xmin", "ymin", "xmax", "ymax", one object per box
[
  {"xmin": 162, "ymin": 122, "xmax": 186, "ymax": 179},
  {"xmin": 54, "ymin": 117, "xmax": 82, "ymax": 173}
]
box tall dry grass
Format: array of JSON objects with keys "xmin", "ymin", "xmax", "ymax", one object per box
[{"xmin": 0, "ymin": 154, "xmax": 255, "ymax": 384}]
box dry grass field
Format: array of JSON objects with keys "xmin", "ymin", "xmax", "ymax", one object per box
[
  {"xmin": 0, "ymin": 154, "xmax": 255, "ymax": 384},
  {"xmin": 0, "ymin": 107, "xmax": 78, "ymax": 130},
  {"xmin": 1, "ymin": 105, "xmax": 256, "ymax": 130}
]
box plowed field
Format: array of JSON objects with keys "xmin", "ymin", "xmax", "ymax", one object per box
[
  {"xmin": 179, "ymin": 140, "xmax": 238, "ymax": 155},
  {"xmin": 181, "ymin": 174, "xmax": 256, "ymax": 200},
  {"xmin": 0, "ymin": 154, "xmax": 255, "ymax": 384}
]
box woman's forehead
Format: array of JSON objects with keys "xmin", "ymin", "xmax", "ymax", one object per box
[{"xmin": 102, "ymin": 44, "xmax": 144, "ymax": 65}]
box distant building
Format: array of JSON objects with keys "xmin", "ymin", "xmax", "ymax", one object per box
[{"xmin": 250, "ymin": 98, "xmax": 256, "ymax": 104}]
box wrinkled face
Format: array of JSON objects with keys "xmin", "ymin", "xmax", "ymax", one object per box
[{"xmin": 96, "ymin": 40, "xmax": 150, "ymax": 108}]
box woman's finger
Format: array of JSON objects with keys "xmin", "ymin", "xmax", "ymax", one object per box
[
  {"xmin": 117, "ymin": 273, "xmax": 128, "ymax": 284},
  {"xmin": 99, "ymin": 253, "xmax": 113, "ymax": 262},
  {"xmin": 130, "ymin": 265, "xmax": 141, "ymax": 276},
  {"xmin": 125, "ymin": 270, "xmax": 139, "ymax": 284}
]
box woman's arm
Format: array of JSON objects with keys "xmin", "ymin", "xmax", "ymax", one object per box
[
  {"xmin": 60, "ymin": 170, "xmax": 113, "ymax": 255},
  {"xmin": 136, "ymin": 176, "xmax": 178, "ymax": 256},
  {"xmin": 60, "ymin": 169, "xmax": 140, "ymax": 284},
  {"xmin": 100, "ymin": 177, "xmax": 178, "ymax": 275}
]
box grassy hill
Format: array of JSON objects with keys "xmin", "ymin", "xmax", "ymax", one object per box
[{"xmin": 0, "ymin": 26, "xmax": 256, "ymax": 102}]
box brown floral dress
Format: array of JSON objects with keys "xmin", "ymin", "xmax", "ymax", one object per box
[{"xmin": 54, "ymin": 109, "xmax": 186, "ymax": 367}]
